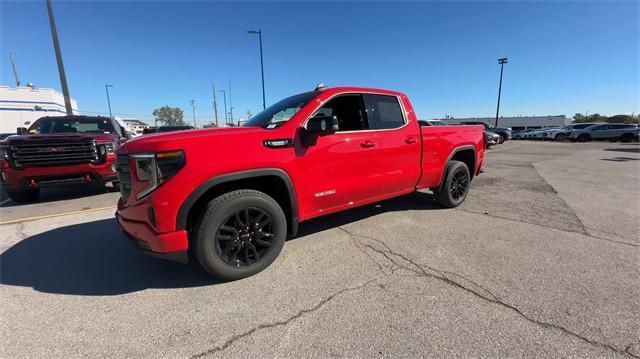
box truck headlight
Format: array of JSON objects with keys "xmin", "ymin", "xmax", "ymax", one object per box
[
  {"xmin": 0, "ymin": 146, "xmax": 8, "ymax": 161},
  {"xmin": 132, "ymin": 150, "xmax": 185, "ymax": 199}
]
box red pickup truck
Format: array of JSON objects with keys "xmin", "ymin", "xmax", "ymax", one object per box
[
  {"xmin": 0, "ymin": 116, "xmax": 124, "ymax": 202},
  {"xmin": 116, "ymin": 86, "xmax": 484, "ymax": 280}
]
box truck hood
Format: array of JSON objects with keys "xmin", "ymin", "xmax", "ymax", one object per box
[
  {"xmin": 119, "ymin": 126, "xmax": 266, "ymax": 153},
  {"xmin": 0, "ymin": 132, "xmax": 116, "ymax": 145}
]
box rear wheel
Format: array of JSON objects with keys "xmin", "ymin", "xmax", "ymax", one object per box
[
  {"xmin": 5, "ymin": 187, "xmax": 40, "ymax": 203},
  {"xmin": 193, "ymin": 189, "xmax": 286, "ymax": 280},
  {"xmin": 497, "ymin": 135, "xmax": 505, "ymax": 144},
  {"xmin": 433, "ymin": 160, "xmax": 471, "ymax": 208},
  {"xmin": 620, "ymin": 133, "xmax": 634, "ymax": 143}
]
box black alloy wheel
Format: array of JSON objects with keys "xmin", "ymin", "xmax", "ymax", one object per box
[
  {"xmin": 194, "ymin": 189, "xmax": 287, "ymax": 280},
  {"xmin": 449, "ymin": 167, "xmax": 470, "ymax": 202},
  {"xmin": 433, "ymin": 160, "xmax": 471, "ymax": 208},
  {"xmin": 215, "ymin": 207, "xmax": 275, "ymax": 267}
]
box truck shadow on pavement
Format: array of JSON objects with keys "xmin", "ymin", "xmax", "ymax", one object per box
[
  {"xmin": 1, "ymin": 192, "xmax": 441, "ymax": 296},
  {"xmin": 1, "ymin": 184, "xmax": 117, "ymax": 207}
]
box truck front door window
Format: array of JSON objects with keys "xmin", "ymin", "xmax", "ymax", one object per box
[{"xmin": 315, "ymin": 94, "xmax": 369, "ymax": 132}]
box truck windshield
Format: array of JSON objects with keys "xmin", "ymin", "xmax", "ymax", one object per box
[
  {"xmin": 243, "ymin": 91, "xmax": 318, "ymax": 129},
  {"xmin": 28, "ymin": 117, "xmax": 114, "ymax": 134}
]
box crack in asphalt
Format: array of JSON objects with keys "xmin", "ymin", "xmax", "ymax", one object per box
[
  {"xmin": 337, "ymin": 227, "xmax": 638, "ymax": 358},
  {"xmin": 189, "ymin": 222, "xmax": 636, "ymax": 358},
  {"xmin": 626, "ymin": 342, "xmax": 640, "ymax": 357},
  {"xmin": 189, "ymin": 275, "xmax": 385, "ymax": 359},
  {"xmin": 456, "ymin": 208, "xmax": 638, "ymax": 248}
]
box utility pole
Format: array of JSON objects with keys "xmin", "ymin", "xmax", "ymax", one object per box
[
  {"xmin": 212, "ymin": 82, "xmax": 219, "ymax": 126},
  {"xmin": 46, "ymin": 0, "xmax": 73, "ymax": 115},
  {"xmin": 190, "ymin": 100, "xmax": 196, "ymax": 128},
  {"xmin": 248, "ymin": 29, "xmax": 266, "ymax": 110},
  {"xmin": 228, "ymin": 82, "xmax": 234, "ymax": 124},
  {"xmin": 219, "ymin": 90, "xmax": 228, "ymax": 125},
  {"xmin": 105, "ymin": 84, "xmax": 114, "ymax": 119},
  {"xmin": 10, "ymin": 53, "xmax": 20, "ymax": 87},
  {"xmin": 495, "ymin": 57, "xmax": 508, "ymax": 127}
]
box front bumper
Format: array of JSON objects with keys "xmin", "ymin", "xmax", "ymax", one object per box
[
  {"xmin": 116, "ymin": 212, "xmax": 189, "ymax": 263},
  {"xmin": 0, "ymin": 160, "xmax": 117, "ymax": 188}
]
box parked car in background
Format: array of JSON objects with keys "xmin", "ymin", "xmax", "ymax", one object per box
[
  {"xmin": 116, "ymin": 86, "xmax": 485, "ymax": 280},
  {"xmin": 484, "ymin": 131, "xmax": 500, "ymax": 148},
  {"xmin": 512, "ymin": 129, "xmax": 536, "ymax": 140},
  {"xmin": 543, "ymin": 123, "xmax": 601, "ymax": 141},
  {"xmin": 569, "ymin": 123, "xmax": 639, "ymax": 142},
  {"xmin": 462, "ymin": 121, "xmax": 512, "ymax": 143},
  {"xmin": 0, "ymin": 116, "xmax": 124, "ymax": 202},
  {"xmin": 142, "ymin": 125, "xmax": 195, "ymax": 135}
]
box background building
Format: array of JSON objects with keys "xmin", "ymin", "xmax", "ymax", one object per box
[
  {"xmin": 438, "ymin": 115, "xmax": 569, "ymax": 131},
  {"xmin": 0, "ymin": 85, "xmax": 79, "ymax": 133},
  {"xmin": 114, "ymin": 117, "xmax": 149, "ymax": 135}
]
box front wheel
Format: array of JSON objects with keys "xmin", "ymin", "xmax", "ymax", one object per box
[
  {"xmin": 5, "ymin": 187, "xmax": 40, "ymax": 203},
  {"xmin": 555, "ymin": 133, "xmax": 567, "ymax": 141},
  {"xmin": 577, "ymin": 134, "xmax": 591, "ymax": 142},
  {"xmin": 497, "ymin": 135, "xmax": 505, "ymax": 144},
  {"xmin": 194, "ymin": 189, "xmax": 287, "ymax": 280},
  {"xmin": 433, "ymin": 160, "xmax": 471, "ymax": 208}
]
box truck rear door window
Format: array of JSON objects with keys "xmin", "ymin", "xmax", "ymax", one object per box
[{"xmin": 368, "ymin": 95, "xmax": 405, "ymax": 130}]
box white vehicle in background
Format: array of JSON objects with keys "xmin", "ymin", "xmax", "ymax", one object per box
[
  {"xmin": 543, "ymin": 123, "xmax": 601, "ymax": 141},
  {"xmin": 569, "ymin": 123, "xmax": 639, "ymax": 142}
]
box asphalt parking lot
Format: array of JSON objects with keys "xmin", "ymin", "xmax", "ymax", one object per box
[{"xmin": 1, "ymin": 141, "xmax": 639, "ymax": 358}]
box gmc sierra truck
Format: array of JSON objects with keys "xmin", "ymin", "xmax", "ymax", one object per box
[
  {"xmin": 115, "ymin": 86, "xmax": 485, "ymax": 280},
  {"xmin": 0, "ymin": 115, "xmax": 124, "ymax": 202}
]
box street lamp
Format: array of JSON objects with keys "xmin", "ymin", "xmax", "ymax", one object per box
[
  {"xmin": 219, "ymin": 90, "xmax": 228, "ymax": 125},
  {"xmin": 248, "ymin": 29, "xmax": 266, "ymax": 110},
  {"xmin": 495, "ymin": 57, "xmax": 508, "ymax": 127},
  {"xmin": 105, "ymin": 84, "xmax": 114, "ymax": 119}
]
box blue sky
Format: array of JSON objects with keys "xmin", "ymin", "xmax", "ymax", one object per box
[{"xmin": 1, "ymin": 1, "xmax": 638, "ymax": 125}]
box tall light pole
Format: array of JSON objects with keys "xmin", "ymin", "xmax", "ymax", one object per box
[
  {"xmin": 219, "ymin": 90, "xmax": 228, "ymax": 125},
  {"xmin": 248, "ymin": 29, "xmax": 266, "ymax": 110},
  {"xmin": 190, "ymin": 100, "xmax": 197, "ymax": 128},
  {"xmin": 46, "ymin": 0, "xmax": 73, "ymax": 115},
  {"xmin": 495, "ymin": 57, "xmax": 508, "ymax": 127},
  {"xmin": 105, "ymin": 84, "xmax": 114, "ymax": 119},
  {"xmin": 228, "ymin": 82, "xmax": 234, "ymax": 124},
  {"xmin": 212, "ymin": 82, "xmax": 219, "ymax": 127}
]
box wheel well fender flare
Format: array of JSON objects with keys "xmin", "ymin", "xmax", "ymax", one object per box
[
  {"xmin": 176, "ymin": 168, "xmax": 299, "ymax": 236},
  {"xmin": 438, "ymin": 145, "xmax": 476, "ymax": 185}
]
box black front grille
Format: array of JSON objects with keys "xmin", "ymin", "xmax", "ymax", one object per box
[
  {"xmin": 10, "ymin": 141, "xmax": 96, "ymax": 167},
  {"xmin": 116, "ymin": 154, "xmax": 132, "ymax": 201}
]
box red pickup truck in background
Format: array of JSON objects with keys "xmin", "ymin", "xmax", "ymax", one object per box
[
  {"xmin": 0, "ymin": 116, "xmax": 124, "ymax": 202},
  {"xmin": 116, "ymin": 86, "xmax": 485, "ymax": 280}
]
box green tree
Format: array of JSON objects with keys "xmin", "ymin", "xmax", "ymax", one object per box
[
  {"xmin": 152, "ymin": 106, "xmax": 185, "ymax": 126},
  {"xmin": 607, "ymin": 114, "xmax": 634, "ymax": 124}
]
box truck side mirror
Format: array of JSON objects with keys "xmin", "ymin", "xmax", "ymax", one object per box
[
  {"xmin": 17, "ymin": 127, "xmax": 28, "ymax": 135},
  {"xmin": 306, "ymin": 115, "xmax": 338, "ymax": 136}
]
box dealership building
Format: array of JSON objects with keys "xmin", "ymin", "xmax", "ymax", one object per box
[
  {"xmin": 439, "ymin": 115, "xmax": 569, "ymax": 130},
  {"xmin": 0, "ymin": 85, "xmax": 79, "ymax": 133}
]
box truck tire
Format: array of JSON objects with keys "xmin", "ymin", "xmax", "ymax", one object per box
[
  {"xmin": 6, "ymin": 187, "xmax": 40, "ymax": 203},
  {"xmin": 193, "ymin": 189, "xmax": 287, "ymax": 280},
  {"xmin": 433, "ymin": 160, "xmax": 470, "ymax": 208}
]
